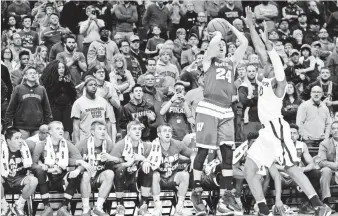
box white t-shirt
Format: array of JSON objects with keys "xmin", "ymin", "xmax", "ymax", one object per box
[{"xmin": 71, "ymin": 96, "xmax": 111, "ymax": 140}]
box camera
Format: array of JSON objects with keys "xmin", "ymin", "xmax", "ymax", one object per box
[{"xmin": 91, "ymin": 10, "xmax": 99, "ymax": 16}]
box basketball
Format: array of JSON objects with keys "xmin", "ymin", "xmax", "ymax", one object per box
[{"xmin": 207, "ymin": 18, "xmax": 229, "ymax": 39}]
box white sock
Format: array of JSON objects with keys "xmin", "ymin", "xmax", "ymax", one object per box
[
  {"xmin": 257, "ymin": 198, "xmax": 267, "ymax": 204},
  {"xmin": 16, "ymin": 196, "xmax": 26, "ymax": 207},
  {"xmin": 2, "ymin": 198, "xmax": 8, "ymax": 206},
  {"xmin": 153, "ymin": 195, "xmax": 160, "ymax": 203},
  {"xmin": 177, "ymin": 196, "xmax": 185, "ymax": 205},
  {"xmin": 82, "ymin": 198, "xmax": 90, "ymax": 212},
  {"xmin": 96, "ymin": 197, "xmax": 105, "ymax": 210}
]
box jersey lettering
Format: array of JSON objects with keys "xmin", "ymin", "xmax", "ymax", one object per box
[
  {"xmin": 196, "ymin": 122, "xmax": 204, "ymax": 132},
  {"xmin": 215, "ymin": 68, "xmax": 231, "ymax": 83},
  {"xmin": 259, "ymin": 86, "xmax": 263, "ymax": 96}
]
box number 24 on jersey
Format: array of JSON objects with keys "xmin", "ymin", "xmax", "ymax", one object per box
[{"xmin": 216, "ymin": 68, "xmax": 232, "ymax": 83}]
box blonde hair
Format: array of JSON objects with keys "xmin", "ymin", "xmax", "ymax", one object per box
[
  {"xmin": 111, "ymin": 53, "xmax": 127, "ymax": 70},
  {"xmin": 159, "ymin": 48, "xmax": 173, "ymax": 58}
]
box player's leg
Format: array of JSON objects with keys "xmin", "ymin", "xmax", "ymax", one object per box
[
  {"xmin": 80, "ymin": 171, "xmax": 92, "ymax": 215},
  {"xmin": 92, "ymin": 170, "xmax": 114, "ymax": 216},
  {"xmin": 56, "ymin": 171, "xmax": 82, "ymax": 216},
  {"xmin": 191, "ymin": 112, "xmax": 217, "ymax": 215},
  {"xmin": 31, "ymin": 164, "xmax": 53, "ymax": 216},
  {"xmin": 137, "ymin": 168, "xmax": 153, "ymax": 215},
  {"xmin": 12, "ymin": 175, "xmax": 38, "ymax": 216},
  {"xmin": 217, "ymin": 118, "xmax": 242, "ymax": 214},
  {"xmin": 113, "ymin": 166, "xmax": 127, "ymax": 216},
  {"xmin": 174, "ymin": 171, "xmax": 190, "ymax": 215},
  {"xmin": 1, "ymin": 177, "xmax": 11, "ymax": 216},
  {"xmin": 152, "ymin": 171, "xmax": 162, "ymax": 216},
  {"xmin": 244, "ymin": 157, "xmax": 270, "ymax": 216}
]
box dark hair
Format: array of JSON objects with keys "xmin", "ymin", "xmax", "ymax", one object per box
[
  {"xmin": 40, "ymin": 60, "xmax": 77, "ymax": 103},
  {"xmin": 151, "ymin": 24, "xmax": 160, "ymax": 32},
  {"xmin": 195, "ymin": 50, "xmax": 205, "ymax": 57},
  {"xmin": 65, "ymin": 34, "xmax": 76, "ymax": 42},
  {"xmin": 21, "ymin": 15, "xmax": 32, "ymax": 23},
  {"xmin": 247, "ymin": 132, "xmax": 259, "ymax": 141},
  {"xmin": 61, "ymin": 32, "xmax": 70, "ymax": 44},
  {"xmin": 289, "ymin": 123, "xmax": 299, "ymax": 131},
  {"xmin": 4, "ymin": 15, "xmax": 18, "ymax": 30},
  {"xmin": 5, "ymin": 127, "xmax": 21, "ymax": 141},
  {"xmin": 50, "ymin": 13, "xmax": 59, "ymax": 18},
  {"xmin": 119, "ymin": 39, "xmax": 130, "ymax": 48},
  {"xmin": 132, "ymin": 84, "xmax": 143, "ymax": 92},
  {"xmin": 283, "ymin": 82, "xmax": 299, "ymax": 105},
  {"xmin": 1, "ymin": 48, "xmax": 13, "ymax": 62},
  {"xmin": 19, "ymin": 50, "xmax": 30, "ymax": 60},
  {"xmin": 174, "ymin": 82, "xmax": 185, "ymax": 88},
  {"xmin": 99, "ymin": 26, "xmax": 109, "ymax": 33},
  {"xmin": 89, "ymin": 64, "xmax": 109, "ymax": 82}
]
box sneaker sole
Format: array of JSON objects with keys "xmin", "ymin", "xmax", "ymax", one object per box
[
  {"xmin": 323, "ymin": 208, "xmax": 332, "ymax": 216},
  {"xmin": 194, "ymin": 211, "xmax": 207, "ymax": 216},
  {"xmin": 216, "ymin": 210, "xmax": 234, "ymax": 216}
]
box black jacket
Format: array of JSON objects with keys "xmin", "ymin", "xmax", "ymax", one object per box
[
  {"xmin": 120, "ymin": 99, "xmax": 157, "ymax": 141},
  {"xmin": 4, "ymin": 83, "xmax": 53, "ymax": 130}
]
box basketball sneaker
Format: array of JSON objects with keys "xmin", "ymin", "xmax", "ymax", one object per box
[
  {"xmin": 257, "ymin": 212, "xmax": 273, "ymax": 216},
  {"xmin": 1, "ymin": 204, "xmax": 11, "ymax": 216},
  {"xmin": 190, "ymin": 187, "xmax": 207, "ymax": 215},
  {"xmin": 12, "ymin": 204, "xmax": 25, "ymax": 216},
  {"xmin": 56, "ymin": 206, "xmax": 72, "ymax": 216},
  {"xmin": 234, "ymin": 191, "xmax": 243, "ymax": 215},
  {"xmin": 41, "ymin": 206, "xmax": 53, "ymax": 216},
  {"xmin": 81, "ymin": 210, "xmax": 91, "ymax": 216},
  {"xmin": 93, "ymin": 207, "xmax": 109, "ymax": 216},
  {"xmin": 173, "ymin": 202, "xmax": 184, "ymax": 216},
  {"xmin": 315, "ymin": 205, "xmax": 332, "ymax": 216},
  {"xmin": 152, "ymin": 202, "xmax": 162, "ymax": 216},
  {"xmin": 116, "ymin": 204, "xmax": 126, "ymax": 216},
  {"xmin": 138, "ymin": 204, "xmax": 149, "ymax": 216},
  {"xmin": 217, "ymin": 191, "xmax": 242, "ymax": 215}
]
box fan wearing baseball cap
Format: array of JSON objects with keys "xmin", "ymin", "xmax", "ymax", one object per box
[{"xmin": 130, "ymin": 35, "xmax": 147, "ymax": 73}]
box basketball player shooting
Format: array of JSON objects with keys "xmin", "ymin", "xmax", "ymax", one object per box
[
  {"xmin": 190, "ymin": 18, "xmax": 248, "ymax": 215},
  {"xmin": 242, "ymin": 7, "xmax": 331, "ymax": 216}
]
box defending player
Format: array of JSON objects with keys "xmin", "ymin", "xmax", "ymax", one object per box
[
  {"xmin": 190, "ymin": 18, "xmax": 248, "ymax": 215},
  {"xmin": 242, "ymin": 7, "xmax": 331, "ymax": 216},
  {"xmin": 76, "ymin": 121, "xmax": 114, "ymax": 216}
]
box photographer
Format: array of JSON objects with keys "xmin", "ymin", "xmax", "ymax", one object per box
[
  {"xmin": 160, "ymin": 82, "xmax": 194, "ymax": 140},
  {"xmin": 79, "ymin": 5, "xmax": 105, "ymax": 60}
]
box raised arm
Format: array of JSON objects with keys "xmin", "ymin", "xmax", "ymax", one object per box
[
  {"xmin": 203, "ymin": 31, "xmax": 222, "ymax": 72},
  {"xmin": 242, "ymin": 7, "xmax": 268, "ymax": 64},
  {"xmin": 226, "ymin": 21, "xmax": 248, "ymax": 68}
]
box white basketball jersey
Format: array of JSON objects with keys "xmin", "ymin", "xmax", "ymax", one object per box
[{"xmin": 257, "ymin": 77, "xmax": 286, "ymax": 124}]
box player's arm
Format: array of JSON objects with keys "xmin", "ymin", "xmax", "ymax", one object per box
[
  {"xmin": 242, "ymin": 7, "xmax": 268, "ymax": 64},
  {"xmin": 226, "ymin": 21, "xmax": 248, "ymax": 68},
  {"xmin": 301, "ymin": 142, "xmax": 314, "ymax": 172},
  {"xmin": 259, "ymin": 21, "xmax": 287, "ymax": 98},
  {"xmin": 203, "ymin": 31, "xmax": 222, "ymax": 72}
]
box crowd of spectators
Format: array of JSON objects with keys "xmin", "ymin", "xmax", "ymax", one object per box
[{"xmin": 1, "ymin": 0, "xmax": 338, "ymax": 214}]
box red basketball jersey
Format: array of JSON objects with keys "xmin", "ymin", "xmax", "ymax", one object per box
[{"xmin": 203, "ymin": 58, "xmax": 235, "ymax": 107}]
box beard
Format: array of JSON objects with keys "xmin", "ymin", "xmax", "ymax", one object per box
[
  {"xmin": 65, "ymin": 45, "xmax": 75, "ymax": 52},
  {"xmin": 100, "ymin": 35, "xmax": 109, "ymax": 42}
]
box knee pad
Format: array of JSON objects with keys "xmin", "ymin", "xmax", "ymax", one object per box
[
  {"xmin": 220, "ymin": 145, "xmax": 233, "ymax": 170},
  {"xmin": 193, "ymin": 148, "xmax": 209, "ymax": 171}
]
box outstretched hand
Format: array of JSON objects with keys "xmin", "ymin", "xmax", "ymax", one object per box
[
  {"xmin": 259, "ymin": 21, "xmax": 273, "ymax": 51},
  {"xmin": 241, "ymin": 6, "xmax": 255, "ymax": 28}
]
